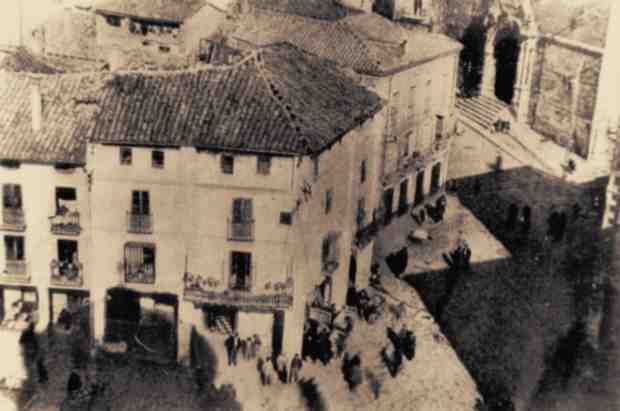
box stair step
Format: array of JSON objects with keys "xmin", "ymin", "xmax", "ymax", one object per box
[
  {"xmin": 462, "ymin": 102, "xmax": 498, "ymax": 123},
  {"xmin": 478, "ymin": 94, "xmax": 510, "ymax": 111},
  {"xmin": 457, "ymin": 105, "xmax": 495, "ymax": 128},
  {"xmin": 457, "ymin": 97, "xmax": 503, "ymax": 117},
  {"xmin": 457, "ymin": 110, "xmax": 491, "ymax": 131}
]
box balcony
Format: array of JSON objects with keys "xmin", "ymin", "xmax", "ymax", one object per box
[
  {"xmin": 227, "ymin": 219, "xmax": 254, "ymax": 242},
  {"xmin": 354, "ymin": 221, "xmax": 379, "ymax": 250},
  {"xmin": 50, "ymin": 259, "xmax": 84, "ymax": 287},
  {"xmin": 183, "ymin": 272, "xmax": 293, "ymax": 310},
  {"xmin": 50, "ymin": 211, "xmax": 81, "ymax": 236},
  {"xmin": 383, "ymin": 137, "xmax": 451, "ymax": 188},
  {"xmin": 2, "ymin": 208, "xmax": 25, "ymax": 231},
  {"xmin": 123, "ymin": 263, "xmax": 155, "ymax": 284},
  {"xmin": 2, "ymin": 260, "xmax": 29, "ymax": 283},
  {"xmin": 127, "ymin": 212, "xmax": 153, "ymax": 234}
]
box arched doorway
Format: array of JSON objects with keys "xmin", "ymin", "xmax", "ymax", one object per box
[
  {"xmin": 459, "ymin": 17, "xmax": 487, "ymax": 97},
  {"xmin": 494, "ymin": 23, "xmax": 521, "ymax": 105}
]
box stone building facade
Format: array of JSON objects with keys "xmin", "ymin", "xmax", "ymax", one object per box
[
  {"xmin": 229, "ymin": 11, "xmax": 461, "ymax": 239},
  {"xmin": 434, "ymin": 0, "xmax": 620, "ymax": 165}
]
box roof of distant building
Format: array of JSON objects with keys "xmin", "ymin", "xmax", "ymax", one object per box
[
  {"xmin": 531, "ymin": 0, "xmax": 611, "ymax": 48},
  {"xmin": 230, "ymin": 13, "xmax": 462, "ymax": 76},
  {"xmin": 95, "ymin": 0, "xmax": 207, "ymax": 23},
  {"xmin": 244, "ymin": 0, "xmax": 356, "ymax": 20},
  {"xmin": 0, "ymin": 43, "xmax": 383, "ymax": 164},
  {"xmin": 0, "ymin": 47, "xmax": 107, "ymax": 74}
]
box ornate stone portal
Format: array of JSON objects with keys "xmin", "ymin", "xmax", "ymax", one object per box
[{"xmin": 479, "ymin": 0, "xmax": 538, "ymax": 123}]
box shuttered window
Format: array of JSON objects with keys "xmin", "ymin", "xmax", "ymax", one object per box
[
  {"xmin": 232, "ymin": 198, "xmax": 253, "ymax": 223},
  {"xmin": 3, "ymin": 184, "xmax": 22, "ymax": 209},
  {"xmin": 131, "ymin": 191, "xmax": 150, "ymax": 215},
  {"xmin": 5, "ymin": 235, "xmax": 24, "ymax": 260}
]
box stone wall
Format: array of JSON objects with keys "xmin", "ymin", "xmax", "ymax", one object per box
[{"xmin": 529, "ymin": 40, "xmax": 601, "ymax": 158}]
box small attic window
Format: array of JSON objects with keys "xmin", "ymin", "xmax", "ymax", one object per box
[
  {"xmin": 0, "ymin": 160, "xmax": 20, "ymax": 169},
  {"xmin": 159, "ymin": 45, "xmax": 171, "ymax": 53},
  {"xmin": 106, "ymin": 15, "xmax": 121, "ymax": 27}
]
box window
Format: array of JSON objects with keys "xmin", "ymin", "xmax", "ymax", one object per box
[
  {"xmin": 120, "ymin": 147, "xmax": 132, "ymax": 165},
  {"xmin": 131, "ymin": 191, "xmax": 150, "ymax": 215},
  {"xmin": 356, "ymin": 197, "xmax": 366, "ymax": 227},
  {"xmin": 58, "ymin": 239, "xmax": 78, "ymax": 264},
  {"xmin": 0, "ymin": 160, "xmax": 20, "ymax": 169},
  {"xmin": 360, "ymin": 159, "xmax": 367, "ymax": 183},
  {"xmin": 106, "ymin": 15, "xmax": 121, "ymax": 27},
  {"xmin": 414, "ymin": 0, "xmax": 423, "ymax": 15},
  {"xmin": 435, "ymin": 115, "xmax": 445, "ymax": 140},
  {"xmin": 221, "ymin": 155, "xmax": 234, "ymax": 174},
  {"xmin": 231, "ymin": 198, "xmax": 254, "ymax": 240},
  {"xmin": 391, "ymin": 91, "xmax": 400, "ymax": 129},
  {"xmin": 159, "ymin": 45, "xmax": 171, "ymax": 53},
  {"xmin": 3, "ymin": 184, "xmax": 22, "ymax": 209},
  {"xmin": 408, "ymin": 85, "xmax": 416, "ymax": 114},
  {"xmin": 124, "ymin": 243, "xmax": 155, "ymax": 284},
  {"xmin": 321, "ymin": 232, "xmax": 340, "ymax": 272},
  {"xmin": 280, "ymin": 211, "xmax": 293, "ymax": 225},
  {"xmin": 401, "ymin": 134, "xmax": 410, "ymax": 157},
  {"xmin": 55, "ymin": 187, "xmax": 77, "ymax": 214},
  {"xmin": 230, "ymin": 251, "xmax": 252, "ymax": 291},
  {"xmin": 4, "ymin": 235, "xmax": 24, "ymax": 261},
  {"xmin": 325, "ymin": 189, "xmax": 333, "ymax": 215},
  {"xmin": 257, "ymin": 155, "xmax": 271, "ymax": 175},
  {"xmin": 152, "ymin": 150, "xmax": 164, "ymax": 168},
  {"xmin": 313, "ymin": 157, "xmax": 320, "ymax": 180}
]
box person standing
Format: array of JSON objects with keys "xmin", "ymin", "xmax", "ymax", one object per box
[
  {"xmin": 253, "ymin": 334, "xmax": 262, "ymax": 359},
  {"xmin": 225, "ymin": 333, "xmax": 239, "ymax": 366},
  {"xmin": 257, "ymin": 356, "xmax": 266, "ymax": 385},
  {"xmin": 289, "ymin": 354, "xmax": 303, "ymax": 383},
  {"xmin": 263, "ymin": 357, "xmax": 274, "ymax": 385}
]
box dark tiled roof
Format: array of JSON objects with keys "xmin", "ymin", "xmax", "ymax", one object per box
[
  {"xmin": 0, "ymin": 72, "xmax": 104, "ymax": 164},
  {"xmin": 89, "ymin": 43, "xmax": 383, "ymax": 154},
  {"xmin": 0, "ymin": 47, "xmax": 106, "ymax": 74},
  {"xmin": 95, "ymin": 0, "xmax": 207, "ymax": 22},
  {"xmin": 230, "ymin": 13, "xmax": 462, "ymax": 76},
  {"xmin": 245, "ymin": 0, "xmax": 356, "ymax": 20},
  {"xmin": 531, "ymin": 0, "xmax": 611, "ymax": 48}
]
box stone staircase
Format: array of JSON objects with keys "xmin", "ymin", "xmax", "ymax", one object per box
[
  {"xmin": 215, "ymin": 316, "xmax": 234, "ymax": 336},
  {"xmin": 456, "ymin": 95, "xmax": 511, "ymax": 131}
]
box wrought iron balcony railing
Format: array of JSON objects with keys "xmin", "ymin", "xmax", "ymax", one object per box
[
  {"xmin": 2, "ymin": 260, "xmax": 29, "ymax": 283},
  {"xmin": 50, "ymin": 211, "xmax": 81, "ymax": 235},
  {"xmin": 50, "ymin": 259, "xmax": 83, "ymax": 287},
  {"xmin": 127, "ymin": 212, "xmax": 153, "ymax": 234},
  {"xmin": 227, "ymin": 219, "xmax": 254, "ymax": 242},
  {"xmin": 2, "ymin": 208, "xmax": 25, "ymax": 231}
]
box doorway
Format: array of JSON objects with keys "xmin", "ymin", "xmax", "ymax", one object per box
[
  {"xmin": 494, "ymin": 24, "xmax": 521, "ymax": 105},
  {"xmin": 272, "ymin": 311, "xmax": 285, "ymax": 358},
  {"xmin": 203, "ymin": 305, "xmax": 237, "ymax": 334},
  {"xmin": 348, "ymin": 254, "xmax": 357, "ymax": 286},
  {"xmin": 383, "ymin": 188, "xmax": 394, "ymax": 225},
  {"xmin": 398, "ymin": 179, "xmax": 409, "ymax": 215},
  {"xmin": 459, "ymin": 17, "xmax": 487, "ymax": 97},
  {"xmin": 415, "ymin": 171, "xmax": 425, "ymax": 206}
]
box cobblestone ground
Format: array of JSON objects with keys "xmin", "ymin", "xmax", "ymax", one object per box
[{"xmin": 397, "ymin": 126, "xmax": 610, "ymax": 411}]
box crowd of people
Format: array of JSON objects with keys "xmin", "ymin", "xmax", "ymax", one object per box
[{"xmin": 224, "ymin": 333, "xmax": 262, "ymax": 366}]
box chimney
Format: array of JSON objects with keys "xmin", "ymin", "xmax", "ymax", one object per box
[{"xmin": 30, "ymin": 83, "xmax": 42, "ymax": 133}]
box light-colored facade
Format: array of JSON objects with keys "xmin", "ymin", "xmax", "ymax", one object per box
[{"xmin": 0, "ymin": 162, "xmax": 91, "ymax": 333}]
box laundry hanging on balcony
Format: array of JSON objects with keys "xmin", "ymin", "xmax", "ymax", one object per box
[{"xmin": 385, "ymin": 247, "xmax": 408, "ymax": 278}]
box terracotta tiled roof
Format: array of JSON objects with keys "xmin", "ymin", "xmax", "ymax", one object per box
[
  {"xmin": 89, "ymin": 43, "xmax": 383, "ymax": 154},
  {"xmin": 0, "ymin": 47, "xmax": 106, "ymax": 74},
  {"xmin": 245, "ymin": 0, "xmax": 356, "ymax": 20},
  {"xmin": 95, "ymin": 0, "xmax": 207, "ymax": 22},
  {"xmin": 0, "ymin": 72, "xmax": 104, "ymax": 164},
  {"xmin": 531, "ymin": 0, "xmax": 611, "ymax": 48},
  {"xmin": 230, "ymin": 13, "xmax": 462, "ymax": 76}
]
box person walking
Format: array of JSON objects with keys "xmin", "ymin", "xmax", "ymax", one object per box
[
  {"xmin": 289, "ymin": 354, "xmax": 303, "ymax": 383},
  {"xmin": 276, "ymin": 352, "xmax": 289, "ymax": 383},
  {"xmin": 239, "ymin": 336, "xmax": 247, "ymax": 360},
  {"xmin": 253, "ymin": 334, "xmax": 262, "ymax": 359},
  {"xmin": 257, "ymin": 356, "xmax": 266, "ymax": 385},
  {"xmin": 225, "ymin": 333, "xmax": 240, "ymax": 366}
]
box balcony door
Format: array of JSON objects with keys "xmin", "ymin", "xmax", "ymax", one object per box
[
  {"xmin": 414, "ymin": 171, "xmax": 425, "ymax": 207},
  {"xmin": 55, "ymin": 187, "xmax": 77, "ymax": 214},
  {"xmin": 231, "ymin": 198, "xmax": 253, "ymax": 240},
  {"xmin": 230, "ymin": 251, "xmax": 252, "ymax": 291},
  {"xmin": 57, "ymin": 240, "xmax": 79, "ymax": 280},
  {"xmin": 398, "ymin": 179, "xmax": 409, "ymax": 215},
  {"xmin": 431, "ymin": 162, "xmax": 442, "ymax": 194},
  {"xmin": 131, "ymin": 191, "xmax": 150, "ymax": 215}
]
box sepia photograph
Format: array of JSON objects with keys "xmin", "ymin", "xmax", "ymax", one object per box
[{"xmin": 0, "ymin": 0, "xmax": 618, "ymax": 410}]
